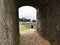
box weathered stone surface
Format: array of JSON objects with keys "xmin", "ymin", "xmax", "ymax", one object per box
[
  {"xmin": 0, "ymin": 0, "xmax": 19, "ymax": 45},
  {"xmin": 37, "ymin": 0, "xmax": 60, "ymax": 45}
]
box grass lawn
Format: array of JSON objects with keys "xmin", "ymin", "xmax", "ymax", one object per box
[{"xmin": 19, "ymin": 24, "xmax": 29, "ymax": 32}]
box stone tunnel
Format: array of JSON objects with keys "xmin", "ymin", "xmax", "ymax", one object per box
[{"xmin": 0, "ymin": 0, "xmax": 60, "ymax": 45}]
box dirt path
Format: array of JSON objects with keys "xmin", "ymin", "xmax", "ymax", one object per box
[{"xmin": 20, "ymin": 29, "xmax": 51, "ymax": 45}]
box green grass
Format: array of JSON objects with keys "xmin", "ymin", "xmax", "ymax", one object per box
[{"xmin": 19, "ymin": 24, "xmax": 29, "ymax": 32}]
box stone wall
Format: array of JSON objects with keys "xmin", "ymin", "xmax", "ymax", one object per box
[
  {"xmin": 0, "ymin": 0, "xmax": 19, "ymax": 45},
  {"xmin": 37, "ymin": 0, "xmax": 60, "ymax": 45},
  {"xmin": 19, "ymin": 22, "xmax": 37, "ymax": 29}
]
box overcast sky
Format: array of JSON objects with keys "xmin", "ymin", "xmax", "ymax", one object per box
[{"xmin": 18, "ymin": 6, "xmax": 37, "ymax": 20}]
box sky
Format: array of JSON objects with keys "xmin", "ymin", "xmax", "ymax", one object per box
[{"xmin": 18, "ymin": 6, "xmax": 37, "ymax": 20}]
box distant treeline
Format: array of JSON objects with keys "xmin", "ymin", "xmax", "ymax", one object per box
[{"xmin": 19, "ymin": 17, "xmax": 36, "ymax": 22}]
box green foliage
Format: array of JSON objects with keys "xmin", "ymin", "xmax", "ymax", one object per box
[
  {"xmin": 19, "ymin": 17, "xmax": 31, "ymax": 22},
  {"xmin": 32, "ymin": 20, "xmax": 36, "ymax": 22}
]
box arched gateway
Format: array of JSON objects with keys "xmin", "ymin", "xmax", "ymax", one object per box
[{"xmin": 0, "ymin": 0, "xmax": 60, "ymax": 45}]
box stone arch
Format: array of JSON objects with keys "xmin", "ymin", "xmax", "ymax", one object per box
[{"xmin": 0, "ymin": 0, "xmax": 60, "ymax": 45}]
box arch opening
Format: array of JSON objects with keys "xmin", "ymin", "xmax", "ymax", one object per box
[{"xmin": 18, "ymin": 6, "xmax": 37, "ymax": 33}]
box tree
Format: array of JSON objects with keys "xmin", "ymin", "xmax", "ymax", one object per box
[
  {"xmin": 32, "ymin": 20, "xmax": 36, "ymax": 22},
  {"xmin": 19, "ymin": 18, "xmax": 31, "ymax": 22},
  {"xmin": 27, "ymin": 19, "xmax": 31, "ymax": 22}
]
